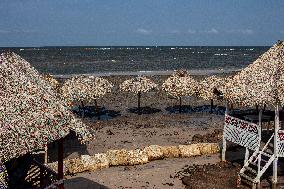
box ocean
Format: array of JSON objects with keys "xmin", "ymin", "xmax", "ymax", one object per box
[{"xmin": 0, "ymin": 46, "xmax": 269, "ymax": 76}]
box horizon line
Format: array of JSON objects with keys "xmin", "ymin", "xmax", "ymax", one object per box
[{"xmin": 0, "ymin": 45, "xmax": 271, "ymax": 48}]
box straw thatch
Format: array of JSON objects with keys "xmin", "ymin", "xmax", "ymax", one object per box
[
  {"xmin": 198, "ymin": 75, "xmax": 226, "ymax": 100},
  {"xmin": 120, "ymin": 76, "xmax": 157, "ymax": 94},
  {"xmin": 0, "ymin": 52, "xmax": 94, "ymax": 162},
  {"xmin": 224, "ymin": 40, "xmax": 284, "ymax": 107},
  {"xmin": 162, "ymin": 70, "xmax": 197, "ymax": 97},
  {"xmin": 61, "ymin": 76, "xmax": 113, "ymax": 106}
]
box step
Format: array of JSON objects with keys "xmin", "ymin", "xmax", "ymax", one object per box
[
  {"xmin": 239, "ymin": 172, "xmax": 258, "ymax": 183},
  {"xmin": 244, "ymin": 166, "xmax": 257, "ymax": 174},
  {"xmin": 260, "ymin": 151, "xmax": 273, "ymax": 157}
]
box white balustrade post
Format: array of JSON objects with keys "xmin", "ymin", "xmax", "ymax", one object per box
[
  {"xmin": 222, "ymin": 102, "xmax": 229, "ymax": 161},
  {"xmin": 273, "ymin": 104, "xmax": 279, "ymax": 187}
]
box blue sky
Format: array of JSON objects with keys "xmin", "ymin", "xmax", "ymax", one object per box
[{"xmin": 0, "ymin": 0, "xmax": 283, "ymax": 46}]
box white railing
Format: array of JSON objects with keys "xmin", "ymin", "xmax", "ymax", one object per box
[{"xmin": 224, "ymin": 114, "xmax": 261, "ymax": 150}]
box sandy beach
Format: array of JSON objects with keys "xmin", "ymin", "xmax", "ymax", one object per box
[{"xmin": 46, "ymin": 73, "xmax": 242, "ymax": 189}]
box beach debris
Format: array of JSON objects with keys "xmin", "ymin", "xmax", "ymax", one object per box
[
  {"xmin": 0, "ymin": 52, "xmax": 95, "ymax": 163},
  {"xmin": 47, "ymin": 143, "xmax": 220, "ymax": 175},
  {"xmin": 162, "ymin": 70, "xmax": 198, "ymax": 113},
  {"xmin": 61, "ymin": 75, "xmax": 113, "ymax": 117},
  {"xmin": 120, "ymin": 76, "xmax": 157, "ymax": 113},
  {"xmin": 224, "ymin": 40, "xmax": 284, "ymax": 107},
  {"xmin": 179, "ymin": 161, "xmax": 242, "ymax": 188},
  {"xmin": 192, "ymin": 129, "xmax": 223, "ymax": 143}
]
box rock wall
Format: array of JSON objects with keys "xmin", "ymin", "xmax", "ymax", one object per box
[{"xmin": 48, "ymin": 143, "xmax": 220, "ymax": 175}]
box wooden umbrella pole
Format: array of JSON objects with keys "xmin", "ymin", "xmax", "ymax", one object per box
[
  {"xmin": 94, "ymin": 99, "xmax": 100, "ymax": 120},
  {"xmin": 81, "ymin": 101, "xmax": 85, "ymax": 118},
  {"xmin": 272, "ymin": 104, "xmax": 279, "ymax": 188},
  {"xmin": 44, "ymin": 144, "xmax": 48, "ymax": 164},
  {"xmin": 210, "ymin": 99, "xmax": 213, "ymax": 114},
  {"xmin": 179, "ymin": 97, "xmax": 182, "ymax": 113},
  {"xmin": 58, "ymin": 138, "xmax": 65, "ymax": 189},
  {"xmin": 138, "ymin": 92, "xmax": 141, "ymax": 114}
]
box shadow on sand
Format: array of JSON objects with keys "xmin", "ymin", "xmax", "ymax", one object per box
[
  {"xmin": 64, "ymin": 177, "xmax": 109, "ymax": 189},
  {"xmin": 47, "ymin": 131, "xmax": 89, "ymax": 163},
  {"xmin": 128, "ymin": 106, "xmax": 161, "ymax": 115},
  {"xmin": 165, "ymin": 105, "xmax": 226, "ymax": 115},
  {"xmin": 72, "ymin": 106, "xmax": 121, "ymax": 120}
]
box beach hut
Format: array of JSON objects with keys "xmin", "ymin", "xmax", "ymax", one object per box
[
  {"xmin": 0, "ymin": 52, "xmax": 94, "ymax": 189},
  {"xmin": 197, "ymin": 75, "xmax": 226, "ymax": 113},
  {"xmin": 222, "ymin": 40, "xmax": 284, "ymax": 188},
  {"xmin": 61, "ymin": 76, "xmax": 113, "ymax": 118},
  {"xmin": 120, "ymin": 76, "xmax": 157, "ymax": 114},
  {"xmin": 162, "ymin": 70, "xmax": 197, "ymax": 113}
]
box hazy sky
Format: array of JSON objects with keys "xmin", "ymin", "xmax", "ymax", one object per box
[{"xmin": 0, "ymin": 0, "xmax": 284, "ymax": 46}]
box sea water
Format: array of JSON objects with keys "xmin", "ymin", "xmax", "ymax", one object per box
[{"xmin": 0, "ymin": 46, "xmax": 269, "ymax": 75}]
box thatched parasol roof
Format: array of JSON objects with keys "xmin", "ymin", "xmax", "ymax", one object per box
[
  {"xmin": 162, "ymin": 70, "xmax": 197, "ymax": 97},
  {"xmin": 61, "ymin": 76, "xmax": 113, "ymax": 106},
  {"xmin": 198, "ymin": 75, "xmax": 226, "ymax": 100},
  {"xmin": 120, "ymin": 76, "xmax": 157, "ymax": 94},
  {"xmin": 42, "ymin": 74, "xmax": 60, "ymax": 91},
  {"xmin": 224, "ymin": 40, "xmax": 284, "ymax": 107},
  {"xmin": 0, "ymin": 52, "xmax": 94, "ymax": 162}
]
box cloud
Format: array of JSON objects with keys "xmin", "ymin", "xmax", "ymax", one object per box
[
  {"xmin": 187, "ymin": 29, "xmax": 196, "ymax": 34},
  {"xmin": 0, "ymin": 29, "xmax": 38, "ymax": 34},
  {"xmin": 169, "ymin": 30, "xmax": 180, "ymax": 34},
  {"xmin": 136, "ymin": 28, "xmax": 152, "ymax": 35},
  {"xmin": 280, "ymin": 31, "xmax": 284, "ymax": 34},
  {"xmin": 0, "ymin": 30, "xmax": 10, "ymax": 34},
  {"xmin": 205, "ymin": 28, "xmax": 219, "ymax": 34},
  {"xmin": 227, "ymin": 29, "xmax": 254, "ymax": 35}
]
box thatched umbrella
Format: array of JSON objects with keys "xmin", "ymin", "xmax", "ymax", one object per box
[
  {"xmin": 61, "ymin": 76, "xmax": 113, "ymax": 118},
  {"xmin": 120, "ymin": 76, "xmax": 157, "ymax": 114},
  {"xmin": 42, "ymin": 74, "xmax": 60, "ymax": 91},
  {"xmin": 162, "ymin": 70, "xmax": 197, "ymax": 113},
  {"xmin": 198, "ymin": 75, "xmax": 226, "ymax": 113},
  {"xmin": 224, "ymin": 40, "xmax": 284, "ymax": 107},
  {"xmin": 0, "ymin": 52, "xmax": 95, "ymax": 187},
  {"xmin": 221, "ymin": 40, "xmax": 284, "ymax": 187}
]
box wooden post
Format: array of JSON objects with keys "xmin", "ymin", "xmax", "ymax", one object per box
[
  {"xmin": 58, "ymin": 138, "xmax": 64, "ymax": 189},
  {"xmin": 258, "ymin": 109, "xmax": 263, "ymax": 143},
  {"xmin": 94, "ymin": 99, "xmax": 100, "ymax": 120},
  {"xmin": 222, "ymin": 102, "xmax": 229, "ymax": 161},
  {"xmin": 179, "ymin": 97, "xmax": 182, "ymax": 113},
  {"xmin": 44, "ymin": 144, "xmax": 48, "ymax": 164},
  {"xmin": 244, "ymin": 148, "xmax": 249, "ymax": 165},
  {"xmin": 272, "ymin": 104, "xmax": 279, "ymax": 188},
  {"xmin": 81, "ymin": 101, "xmax": 85, "ymax": 118},
  {"xmin": 138, "ymin": 92, "xmax": 141, "ymax": 114},
  {"xmin": 256, "ymin": 104, "xmax": 259, "ymax": 113},
  {"xmin": 210, "ymin": 99, "xmax": 213, "ymax": 114}
]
